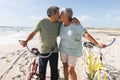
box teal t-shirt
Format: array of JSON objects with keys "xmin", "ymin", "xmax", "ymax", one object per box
[
  {"xmin": 33, "ymin": 18, "xmax": 61, "ymax": 53},
  {"xmin": 59, "ymin": 23, "xmax": 87, "ymax": 57}
]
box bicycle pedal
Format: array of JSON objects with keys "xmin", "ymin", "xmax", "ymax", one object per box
[
  {"xmin": 33, "ymin": 75, "xmax": 38, "ymax": 78},
  {"xmin": 31, "ymin": 75, "xmax": 39, "ymax": 80}
]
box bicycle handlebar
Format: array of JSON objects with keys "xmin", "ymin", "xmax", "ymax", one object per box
[
  {"xmin": 106, "ymin": 38, "xmax": 116, "ymax": 47},
  {"xmin": 83, "ymin": 38, "xmax": 116, "ymax": 61},
  {"xmin": 83, "ymin": 38, "xmax": 116, "ymax": 48},
  {"xmin": 19, "ymin": 40, "xmax": 53, "ymax": 58}
]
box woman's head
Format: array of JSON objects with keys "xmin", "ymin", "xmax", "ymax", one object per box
[{"xmin": 60, "ymin": 8, "xmax": 73, "ymax": 22}]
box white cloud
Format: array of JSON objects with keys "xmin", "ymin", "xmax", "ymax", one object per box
[
  {"xmin": 79, "ymin": 15, "xmax": 93, "ymax": 21},
  {"xmin": 113, "ymin": 11, "xmax": 120, "ymax": 14},
  {"xmin": 104, "ymin": 11, "xmax": 120, "ymax": 21},
  {"xmin": 115, "ymin": 16, "xmax": 120, "ymax": 21},
  {"xmin": 105, "ymin": 14, "xmax": 111, "ymax": 17},
  {"xmin": 29, "ymin": 16, "xmax": 42, "ymax": 20}
]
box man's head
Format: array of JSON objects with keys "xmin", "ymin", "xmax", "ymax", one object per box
[
  {"xmin": 47, "ymin": 6, "xmax": 59, "ymax": 17},
  {"xmin": 47, "ymin": 6, "xmax": 59, "ymax": 22}
]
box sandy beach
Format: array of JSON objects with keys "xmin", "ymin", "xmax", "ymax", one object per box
[{"xmin": 0, "ymin": 29, "xmax": 120, "ymax": 80}]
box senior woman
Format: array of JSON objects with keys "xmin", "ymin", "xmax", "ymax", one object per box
[{"xmin": 59, "ymin": 8, "xmax": 106, "ymax": 80}]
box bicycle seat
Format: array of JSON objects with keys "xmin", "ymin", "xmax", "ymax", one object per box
[
  {"xmin": 31, "ymin": 48, "xmax": 39, "ymax": 55},
  {"xmin": 83, "ymin": 42, "xmax": 94, "ymax": 48}
]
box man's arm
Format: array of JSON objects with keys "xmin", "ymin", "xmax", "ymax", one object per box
[{"xmin": 20, "ymin": 31, "xmax": 36, "ymax": 47}]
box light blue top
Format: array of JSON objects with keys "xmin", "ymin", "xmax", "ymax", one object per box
[{"xmin": 59, "ymin": 23, "xmax": 87, "ymax": 57}]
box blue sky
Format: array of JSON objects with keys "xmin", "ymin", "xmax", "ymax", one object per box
[{"xmin": 0, "ymin": 0, "xmax": 120, "ymax": 28}]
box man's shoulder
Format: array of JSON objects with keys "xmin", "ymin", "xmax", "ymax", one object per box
[
  {"xmin": 54, "ymin": 21, "xmax": 62, "ymax": 26},
  {"xmin": 39, "ymin": 18, "xmax": 48, "ymax": 22},
  {"xmin": 57, "ymin": 20, "xmax": 62, "ymax": 23},
  {"xmin": 36, "ymin": 18, "xmax": 48, "ymax": 25}
]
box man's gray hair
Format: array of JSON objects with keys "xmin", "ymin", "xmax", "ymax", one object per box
[
  {"xmin": 61, "ymin": 8, "xmax": 73, "ymax": 18},
  {"xmin": 47, "ymin": 6, "xmax": 59, "ymax": 17}
]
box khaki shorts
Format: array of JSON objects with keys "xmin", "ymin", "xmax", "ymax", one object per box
[{"xmin": 60, "ymin": 52, "xmax": 77, "ymax": 67}]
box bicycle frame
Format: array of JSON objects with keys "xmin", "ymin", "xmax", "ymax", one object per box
[
  {"xmin": 83, "ymin": 47, "xmax": 108, "ymax": 80},
  {"xmin": 27, "ymin": 48, "xmax": 40, "ymax": 80},
  {"xmin": 83, "ymin": 38, "xmax": 116, "ymax": 80},
  {"xmin": 26, "ymin": 46, "xmax": 54, "ymax": 80},
  {"xmin": 19, "ymin": 40, "xmax": 54, "ymax": 80}
]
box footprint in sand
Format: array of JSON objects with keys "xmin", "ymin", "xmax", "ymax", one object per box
[
  {"xmin": 12, "ymin": 74, "xmax": 21, "ymax": 80},
  {"xmin": 0, "ymin": 56, "xmax": 7, "ymax": 59},
  {"xmin": 0, "ymin": 52, "xmax": 15, "ymax": 59},
  {"xmin": 6, "ymin": 59, "xmax": 11, "ymax": 62}
]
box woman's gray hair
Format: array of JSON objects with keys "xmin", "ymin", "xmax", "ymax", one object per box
[
  {"xmin": 61, "ymin": 8, "xmax": 73, "ymax": 18},
  {"xmin": 47, "ymin": 6, "xmax": 59, "ymax": 17}
]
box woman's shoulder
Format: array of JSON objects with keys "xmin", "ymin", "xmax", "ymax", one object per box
[
  {"xmin": 71, "ymin": 23, "xmax": 81, "ymax": 27},
  {"xmin": 71, "ymin": 23, "xmax": 85, "ymax": 28}
]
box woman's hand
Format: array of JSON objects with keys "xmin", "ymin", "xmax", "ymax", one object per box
[{"xmin": 96, "ymin": 43, "xmax": 106, "ymax": 48}]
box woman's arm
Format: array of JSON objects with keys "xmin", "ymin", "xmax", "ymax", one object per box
[{"xmin": 83, "ymin": 32, "xmax": 106, "ymax": 48}]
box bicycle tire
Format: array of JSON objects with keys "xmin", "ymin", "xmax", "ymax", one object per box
[
  {"xmin": 82, "ymin": 64, "xmax": 89, "ymax": 77},
  {"xmin": 82, "ymin": 50, "xmax": 94, "ymax": 80},
  {"xmin": 28, "ymin": 59, "xmax": 40, "ymax": 80},
  {"xmin": 93, "ymin": 70, "xmax": 112, "ymax": 80},
  {"xmin": 28, "ymin": 73, "xmax": 39, "ymax": 80},
  {"xmin": 82, "ymin": 64, "xmax": 94, "ymax": 80}
]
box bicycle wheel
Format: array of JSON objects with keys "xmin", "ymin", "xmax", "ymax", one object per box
[
  {"xmin": 28, "ymin": 60, "xmax": 40, "ymax": 80},
  {"xmin": 93, "ymin": 70, "xmax": 112, "ymax": 80},
  {"xmin": 28, "ymin": 73, "xmax": 39, "ymax": 80},
  {"xmin": 82, "ymin": 64, "xmax": 93, "ymax": 80},
  {"xmin": 82, "ymin": 50, "xmax": 94, "ymax": 80}
]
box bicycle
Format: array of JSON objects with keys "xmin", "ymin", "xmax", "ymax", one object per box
[
  {"xmin": 82, "ymin": 38, "xmax": 116, "ymax": 80},
  {"xmin": 19, "ymin": 40, "xmax": 54, "ymax": 80}
]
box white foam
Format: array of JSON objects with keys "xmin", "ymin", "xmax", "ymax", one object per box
[{"xmin": 0, "ymin": 31, "xmax": 30, "ymax": 45}]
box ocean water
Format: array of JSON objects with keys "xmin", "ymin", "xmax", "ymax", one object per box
[{"xmin": 0, "ymin": 26, "xmax": 33, "ymax": 45}]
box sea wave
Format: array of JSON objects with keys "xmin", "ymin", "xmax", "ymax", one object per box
[{"xmin": 0, "ymin": 26, "xmax": 33, "ymax": 44}]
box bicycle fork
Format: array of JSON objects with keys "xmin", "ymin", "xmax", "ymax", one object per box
[{"xmin": 28, "ymin": 58, "xmax": 40, "ymax": 80}]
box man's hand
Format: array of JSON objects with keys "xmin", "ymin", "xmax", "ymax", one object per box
[
  {"xmin": 72, "ymin": 17, "xmax": 80, "ymax": 25},
  {"xmin": 19, "ymin": 31, "xmax": 36, "ymax": 47},
  {"xmin": 19, "ymin": 40, "xmax": 27, "ymax": 47}
]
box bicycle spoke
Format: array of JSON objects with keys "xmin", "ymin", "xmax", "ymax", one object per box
[{"xmin": 94, "ymin": 70, "xmax": 111, "ymax": 80}]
